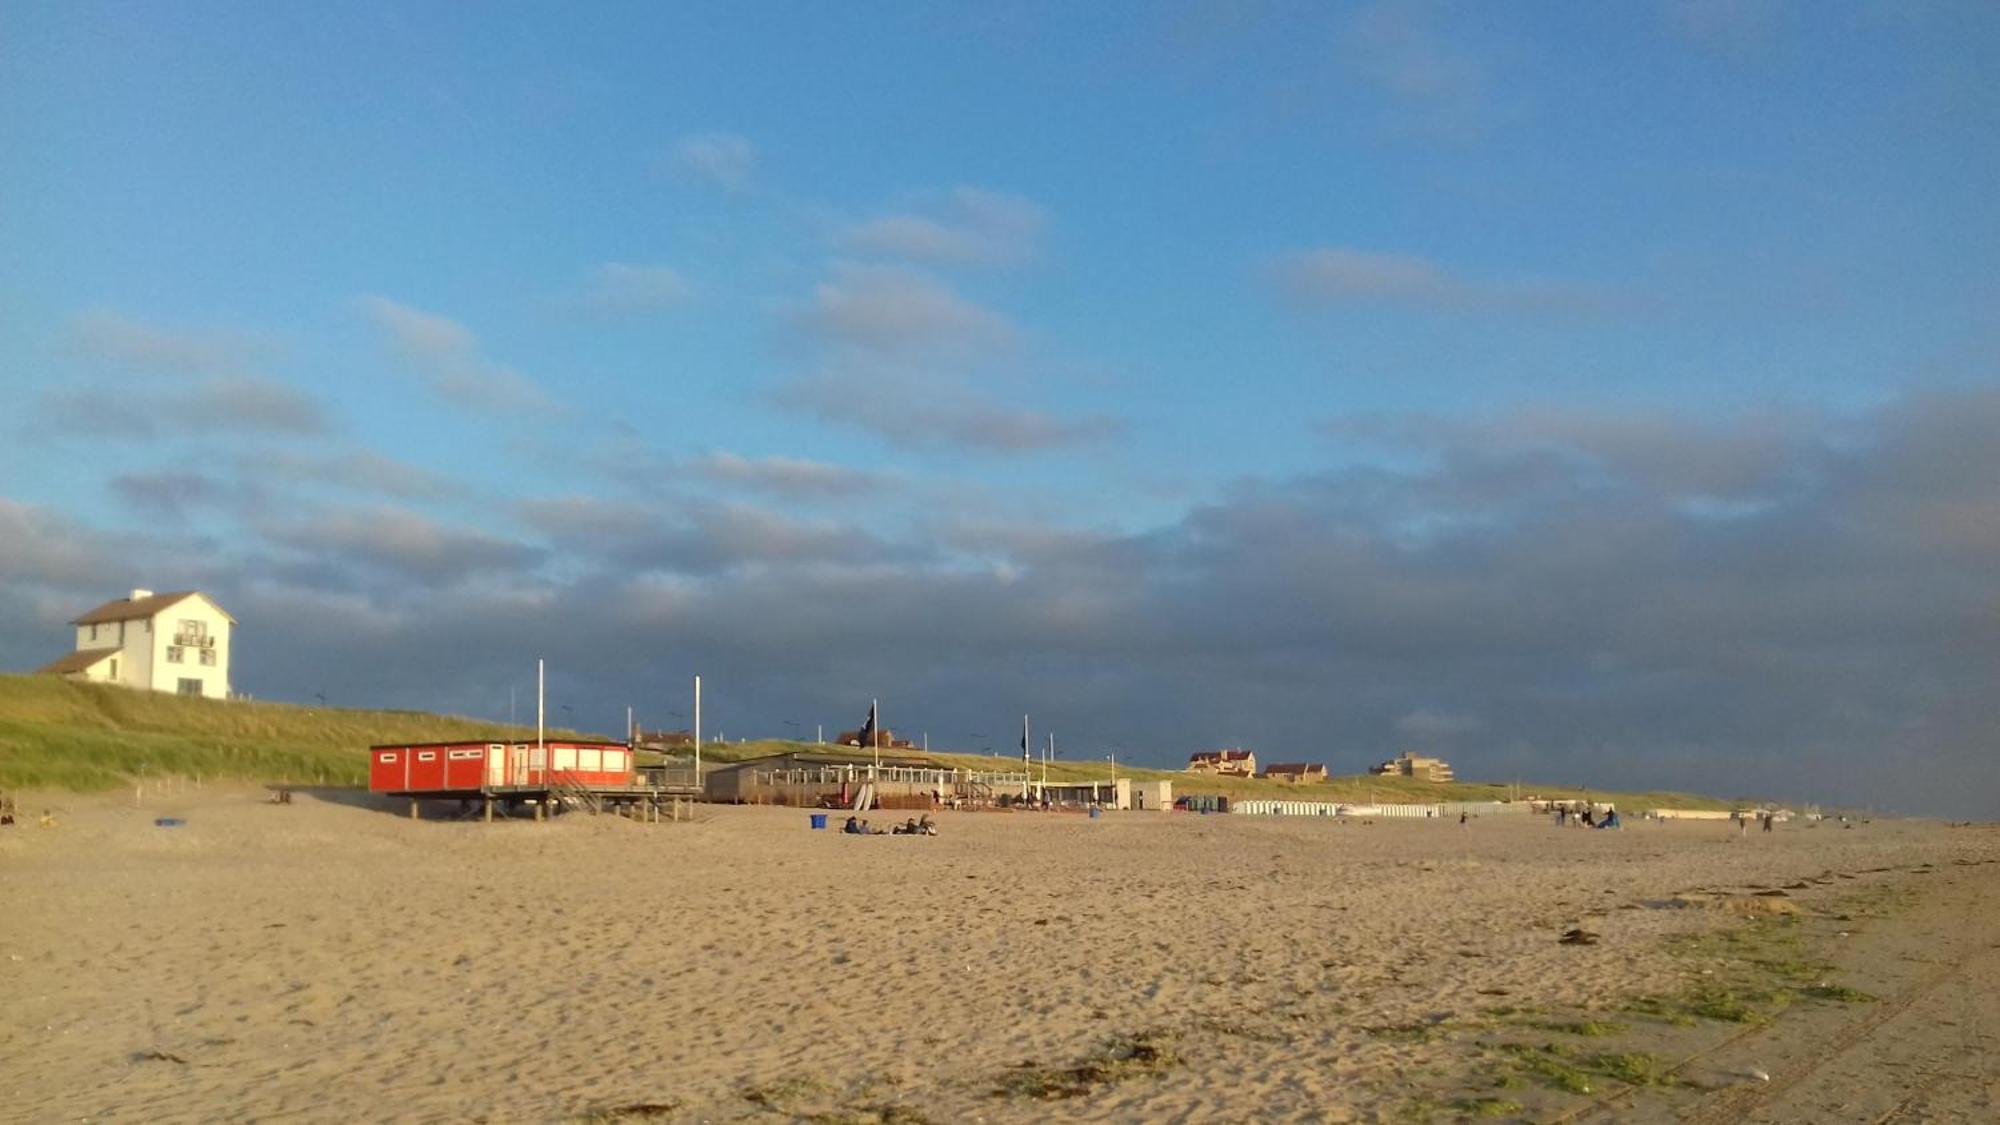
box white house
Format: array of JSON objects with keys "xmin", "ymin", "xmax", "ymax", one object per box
[{"xmin": 38, "ymin": 589, "xmax": 236, "ymax": 699}]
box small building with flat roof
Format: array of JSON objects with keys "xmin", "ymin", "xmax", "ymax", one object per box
[{"xmin": 1371, "ymin": 752, "xmax": 1454, "ymax": 782}]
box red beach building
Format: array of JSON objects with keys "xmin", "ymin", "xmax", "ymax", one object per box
[{"xmin": 369, "ymin": 740, "xmax": 635, "ymax": 796}]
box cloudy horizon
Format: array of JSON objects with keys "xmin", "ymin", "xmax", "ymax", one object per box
[{"xmin": 3, "ymin": 3, "xmax": 1995, "ymax": 817}]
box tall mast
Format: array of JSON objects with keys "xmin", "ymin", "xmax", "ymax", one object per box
[{"xmin": 1022, "ymin": 713, "xmax": 1031, "ymax": 799}]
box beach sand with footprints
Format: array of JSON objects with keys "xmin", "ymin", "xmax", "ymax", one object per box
[{"xmin": 6, "ymin": 788, "xmax": 1999, "ymax": 1122}]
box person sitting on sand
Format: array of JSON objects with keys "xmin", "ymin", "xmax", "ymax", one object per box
[
  {"xmin": 1581, "ymin": 808, "xmax": 1595, "ymax": 828},
  {"xmin": 917, "ymin": 814, "xmax": 936, "ymax": 836},
  {"xmin": 843, "ymin": 816, "xmax": 864, "ymax": 834}
]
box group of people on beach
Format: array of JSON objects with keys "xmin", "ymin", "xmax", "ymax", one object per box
[
  {"xmin": 1553, "ymin": 804, "xmax": 1621, "ymax": 829},
  {"xmin": 842, "ymin": 814, "xmax": 936, "ymax": 836},
  {"xmin": 1733, "ymin": 811, "xmax": 1778, "ymax": 835}
]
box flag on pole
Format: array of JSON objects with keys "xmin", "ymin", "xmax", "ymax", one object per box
[
  {"xmin": 858, "ymin": 701, "xmax": 877, "ymax": 750},
  {"xmin": 1021, "ymin": 714, "xmax": 1031, "ymax": 799}
]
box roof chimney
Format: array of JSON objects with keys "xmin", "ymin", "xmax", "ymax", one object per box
[{"xmin": 129, "ymin": 588, "xmax": 153, "ymax": 602}]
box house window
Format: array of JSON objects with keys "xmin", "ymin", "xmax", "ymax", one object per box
[
  {"xmin": 89, "ymin": 624, "xmax": 98, "ymax": 641},
  {"xmin": 167, "ymin": 647, "xmax": 185, "ymax": 663},
  {"xmin": 177, "ymin": 619, "xmax": 208, "ymax": 647},
  {"xmin": 177, "ymin": 678, "xmax": 202, "ymax": 697},
  {"xmin": 200, "ymin": 649, "xmax": 216, "ymax": 666}
]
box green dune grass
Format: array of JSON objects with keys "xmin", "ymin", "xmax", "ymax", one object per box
[
  {"xmin": 0, "ymin": 675, "xmax": 596, "ymax": 790},
  {"xmin": 2, "ymin": 674, "xmax": 1745, "ymax": 810},
  {"xmin": 662, "ymin": 737, "xmax": 1743, "ymax": 811}
]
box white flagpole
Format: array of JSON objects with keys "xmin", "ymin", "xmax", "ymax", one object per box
[{"xmin": 693, "ymin": 674, "xmax": 702, "ymax": 782}]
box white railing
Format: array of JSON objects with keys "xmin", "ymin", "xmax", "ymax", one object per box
[{"xmin": 1231, "ymin": 799, "xmax": 1529, "ymax": 818}]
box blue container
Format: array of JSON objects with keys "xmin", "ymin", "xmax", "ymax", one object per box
[
  {"xmin": 809, "ymin": 813, "xmax": 828, "ymax": 830},
  {"xmin": 1088, "ymin": 806, "xmax": 1101, "ymax": 819}
]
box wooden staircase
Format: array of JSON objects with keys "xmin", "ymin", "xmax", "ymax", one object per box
[{"xmin": 548, "ymin": 772, "xmax": 602, "ymax": 816}]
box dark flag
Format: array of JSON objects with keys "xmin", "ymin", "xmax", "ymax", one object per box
[{"xmin": 858, "ymin": 702, "xmax": 877, "ymax": 749}]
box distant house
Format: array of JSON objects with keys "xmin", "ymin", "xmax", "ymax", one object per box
[
  {"xmin": 37, "ymin": 588, "xmax": 235, "ymax": 699},
  {"xmin": 1371, "ymin": 751, "xmax": 1454, "ymax": 782},
  {"xmin": 1187, "ymin": 749, "xmax": 1257, "ymax": 777},
  {"xmin": 1261, "ymin": 762, "xmax": 1329, "ymax": 784}
]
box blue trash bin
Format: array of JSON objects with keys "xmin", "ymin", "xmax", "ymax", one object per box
[
  {"xmin": 809, "ymin": 813, "xmax": 828, "ymax": 830},
  {"xmin": 1088, "ymin": 806, "xmax": 1101, "ymax": 819}
]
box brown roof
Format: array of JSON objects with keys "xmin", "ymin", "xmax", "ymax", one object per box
[
  {"xmin": 37, "ymin": 649, "xmax": 120, "ymax": 675},
  {"xmin": 71, "ymin": 590, "xmax": 234, "ymax": 626},
  {"xmin": 1191, "ymin": 749, "xmax": 1253, "ymax": 762},
  {"xmin": 1264, "ymin": 762, "xmax": 1325, "ymax": 774}
]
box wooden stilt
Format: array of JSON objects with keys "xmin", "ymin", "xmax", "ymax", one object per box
[
  {"xmin": 484, "ymin": 798, "xmax": 493, "ymax": 823},
  {"xmin": 409, "ymin": 799, "xmax": 420, "ymax": 820}
]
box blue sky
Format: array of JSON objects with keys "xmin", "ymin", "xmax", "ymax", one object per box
[{"xmin": 3, "ymin": 2, "xmax": 1997, "ymax": 814}]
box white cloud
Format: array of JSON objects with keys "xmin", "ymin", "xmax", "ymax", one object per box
[
  {"xmin": 670, "ymin": 132, "xmax": 757, "ymax": 191},
  {"xmin": 186, "ymin": 376, "xmax": 328, "ymax": 434},
  {"xmin": 1272, "ymin": 247, "xmax": 1609, "ymax": 314},
  {"xmin": 0, "ymin": 499, "xmax": 125, "ymax": 586},
  {"xmin": 359, "ymin": 296, "xmax": 552, "ymax": 413},
  {"xmin": 776, "ymin": 258, "xmax": 1118, "ymax": 457},
  {"xmin": 687, "ymin": 452, "xmax": 885, "ymax": 498},
  {"xmin": 838, "ymin": 187, "xmax": 1047, "ymax": 268},
  {"xmin": 254, "ymin": 450, "xmax": 463, "ymax": 501},
  {"xmin": 581, "ymin": 263, "xmax": 693, "ymax": 312},
  {"xmin": 780, "ymin": 367, "xmax": 1123, "ymax": 454},
  {"xmin": 1342, "ymin": 1, "xmax": 1503, "ymax": 139},
  {"xmin": 1323, "ymin": 403, "xmax": 1810, "ymax": 501},
  {"xmin": 40, "ymin": 376, "xmax": 329, "ymax": 438},
  {"xmin": 267, "ymin": 505, "xmax": 543, "ymax": 585},
  {"xmin": 801, "ymin": 264, "xmax": 1013, "ymax": 356},
  {"xmin": 65, "ymin": 310, "xmax": 270, "ymax": 377}
]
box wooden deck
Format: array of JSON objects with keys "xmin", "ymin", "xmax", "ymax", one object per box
[{"xmin": 390, "ymin": 778, "xmax": 703, "ymax": 823}]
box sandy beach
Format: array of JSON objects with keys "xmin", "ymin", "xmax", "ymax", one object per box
[{"xmin": 5, "ymin": 790, "xmax": 1998, "ymax": 1123}]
